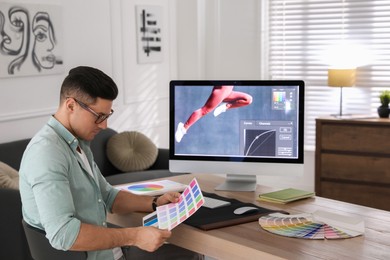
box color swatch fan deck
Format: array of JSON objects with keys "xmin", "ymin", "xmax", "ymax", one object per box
[
  {"xmin": 259, "ymin": 210, "xmax": 364, "ymax": 239},
  {"xmin": 143, "ymin": 178, "xmax": 205, "ymax": 230}
]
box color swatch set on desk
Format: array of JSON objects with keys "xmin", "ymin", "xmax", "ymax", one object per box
[
  {"xmin": 258, "ymin": 210, "xmax": 364, "ymax": 239},
  {"xmin": 143, "ymin": 178, "xmax": 204, "ymax": 230}
]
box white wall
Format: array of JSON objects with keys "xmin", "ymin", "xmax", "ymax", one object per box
[
  {"xmin": 0, "ymin": 0, "xmax": 176, "ymax": 149},
  {"xmin": 0, "ymin": 0, "xmax": 315, "ymax": 191},
  {"xmin": 108, "ymin": 0, "xmax": 176, "ymax": 148},
  {"xmin": 0, "ymin": 0, "xmax": 112, "ymax": 142},
  {"xmin": 176, "ymin": 0, "xmax": 315, "ymax": 191},
  {"xmin": 177, "ymin": 0, "xmax": 261, "ymax": 80}
]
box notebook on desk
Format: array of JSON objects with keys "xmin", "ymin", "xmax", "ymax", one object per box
[{"xmin": 184, "ymin": 192, "xmax": 288, "ymax": 231}]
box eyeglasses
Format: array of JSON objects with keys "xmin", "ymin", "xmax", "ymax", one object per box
[{"xmin": 68, "ymin": 97, "xmax": 114, "ymax": 124}]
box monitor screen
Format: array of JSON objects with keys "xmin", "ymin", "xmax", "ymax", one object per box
[{"xmin": 169, "ymin": 80, "xmax": 304, "ymax": 191}]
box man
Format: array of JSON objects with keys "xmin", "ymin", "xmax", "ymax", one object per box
[{"xmin": 19, "ymin": 66, "xmax": 202, "ymax": 260}]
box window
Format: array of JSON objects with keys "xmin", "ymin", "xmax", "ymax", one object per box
[{"xmin": 265, "ymin": 0, "xmax": 390, "ymax": 147}]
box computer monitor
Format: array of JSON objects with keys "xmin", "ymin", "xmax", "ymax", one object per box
[{"xmin": 169, "ymin": 80, "xmax": 304, "ymax": 191}]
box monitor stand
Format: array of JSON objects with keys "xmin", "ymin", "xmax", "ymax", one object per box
[{"xmin": 214, "ymin": 174, "xmax": 257, "ymax": 192}]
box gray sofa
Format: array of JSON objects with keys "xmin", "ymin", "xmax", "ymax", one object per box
[
  {"xmin": 0, "ymin": 128, "xmax": 184, "ymax": 260},
  {"xmin": 90, "ymin": 127, "xmax": 184, "ymax": 185}
]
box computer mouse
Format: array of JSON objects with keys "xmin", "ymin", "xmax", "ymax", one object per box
[{"xmin": 233, "ymin": 206, "xmax": 260, "ymax": 215}]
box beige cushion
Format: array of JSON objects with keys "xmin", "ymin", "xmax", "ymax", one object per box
[
  {"xmin": 0, "ymin": 161, "xmax": 19, "ymax": 190},
  {"xmin": 106, "ymin": 131, "xmax": 158, "ymax": 172}
]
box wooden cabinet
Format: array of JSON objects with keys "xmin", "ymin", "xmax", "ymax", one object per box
[{"xmin": 315, "ymin": 117, "xmax": 390, "ymax": 211}]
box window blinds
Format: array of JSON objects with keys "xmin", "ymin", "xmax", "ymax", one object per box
[{"xmin": 266, "ymin": 0, "xmax": 390, "ymax": 147}]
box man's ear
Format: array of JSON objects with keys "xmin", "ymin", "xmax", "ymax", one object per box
[{"xmin": 65, "ymin": 98, "xmax": 75, "ymax": 111}]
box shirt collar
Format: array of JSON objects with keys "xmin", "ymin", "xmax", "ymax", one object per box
[{"xmin": 47, "ymin": 116, "xmax": 80, "ymax": 151}]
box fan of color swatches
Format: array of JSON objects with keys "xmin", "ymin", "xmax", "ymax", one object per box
[
  {"xmin": 156, "ymin": 178, "xmax": 204, "ymax": 230},
  {"xmin": 259, "ymin": 211, "xmax": 364, "ymax": 240}
]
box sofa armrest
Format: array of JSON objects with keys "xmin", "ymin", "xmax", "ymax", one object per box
[
  {"xmin": 149, "ymin": 148, "xmax": 169, "ymax": 170},
  {"xmin": 0, "ymin": 188, "xmax": 32, "ymax": 260},
  {"xmin": 0, "ymin": 139, "xmax": 30, "ymax": 170}
]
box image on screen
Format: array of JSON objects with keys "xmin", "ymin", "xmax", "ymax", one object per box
[{"xmin": 171, "ymin": 83, "xmax": 301, "ymax": 161}]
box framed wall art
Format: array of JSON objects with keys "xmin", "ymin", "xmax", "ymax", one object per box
[
  {"xmin": 0, "ymin": 2, "xmax": 64, "ymax": 78},
  {"xmin": 135, "ymin": 5, "xmax": 163, "ymax": 64}
]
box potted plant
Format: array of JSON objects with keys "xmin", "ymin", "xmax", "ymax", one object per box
[{"xmin": 378, "ymin": 90, "xmax": 390, "ymax": 118}]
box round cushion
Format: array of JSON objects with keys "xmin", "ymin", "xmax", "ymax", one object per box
[
  {"xmin": 0, "ymin": 161, "xmax": 19, "ymax": 190},
  {"xmin": 106, "ymin": 131, "xmax": 158, "ymax": 172}
]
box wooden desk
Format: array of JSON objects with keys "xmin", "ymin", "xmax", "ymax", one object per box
[{"xmin": 108, "ymin": 174, "xmax": 390, "ymax": 260}]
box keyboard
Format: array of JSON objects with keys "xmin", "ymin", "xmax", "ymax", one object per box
[{"xmin": 203, "ymin": 196, "xmax": 231, "ymax": 209}]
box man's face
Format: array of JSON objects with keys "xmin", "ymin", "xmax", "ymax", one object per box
[{"xmin": 70, "ymin": 97, "xmax": 113, "ymax": 141}]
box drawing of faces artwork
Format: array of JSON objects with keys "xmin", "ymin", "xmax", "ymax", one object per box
[{"xmin": 0, "ymin": 3, "xmax": 63, "ymax": 78}]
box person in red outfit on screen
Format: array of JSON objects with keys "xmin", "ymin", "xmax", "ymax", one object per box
[{"xmin": 175, "ymin": 85, "xmax": 253, "ymax": 142}]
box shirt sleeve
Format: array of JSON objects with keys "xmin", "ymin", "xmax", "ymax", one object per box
[{"xmin": 21, "ymin": 139, "xmax": 81, "ymax": 250}]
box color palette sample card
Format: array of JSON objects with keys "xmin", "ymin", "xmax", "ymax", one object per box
[
  {"xmin": 143, "ymin": 211, "xmax": 158, "ymax": 228},
  {"xmin": 116, "ymin": 179, "xmax": 187, "ymax": 196},
  {"xmin": 258, "ymin": 210, "xmax": 364, "ymax": 239},
  {"xmin": 143, "ymin": 178, "xmax": 205, "ymax": 230}
]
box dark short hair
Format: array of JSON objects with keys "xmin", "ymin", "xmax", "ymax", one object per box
[{"xmin": 60, "ymin": 66, "xmax": 118, "ymax": 103}]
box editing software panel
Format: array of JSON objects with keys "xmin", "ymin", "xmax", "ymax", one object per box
[{"xmin": 240, "ymin": 87, "xmax": 297, "ymax": 159}]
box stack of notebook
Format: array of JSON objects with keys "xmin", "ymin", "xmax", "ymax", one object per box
[{"xmin": 258, "ymin": 188, "xmax": 315, "ymax": 204}]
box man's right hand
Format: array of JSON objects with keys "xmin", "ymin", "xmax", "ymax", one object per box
[{"xmin": 132, "ymin": 226, "xmax": 172, "ymax": 252}]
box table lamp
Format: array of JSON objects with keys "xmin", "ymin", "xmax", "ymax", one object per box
[{"xmin": 328, "ymin": 68, "xmax": 356, "ymax": 117}]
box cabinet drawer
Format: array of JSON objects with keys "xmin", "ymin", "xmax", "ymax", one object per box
[
  {"xmin": 320, "ymin": 153, "xmax": 390, "ymax": 184},
  {"xmin": 321, "ymin": 124, "xmax": 390, "ymax": 154},
  {"xmin": 320, "ymin": 181, "xmax": 390, "ymax": 211}
]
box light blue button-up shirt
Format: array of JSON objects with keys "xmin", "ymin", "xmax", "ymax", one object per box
[{"xmin": 19, "ymin": 116, "xmax": 120, "ymax": 260}]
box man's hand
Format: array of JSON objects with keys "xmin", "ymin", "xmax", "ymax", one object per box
[
  {"xmin": 113, "ymin": 190, "xmax": 182, "ymax": 214},
  {"xmin": 132, "ymin": 226, "xmax": 172, "ymax": 252},
  {"xmin": 156, "ymin": 192, "xmax": 181, "ymax": 207}
]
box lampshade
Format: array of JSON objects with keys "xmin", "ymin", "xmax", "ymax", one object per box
[{"xmin": 328, "ymin": 69, "xmax": 356, "ymax": 87}]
